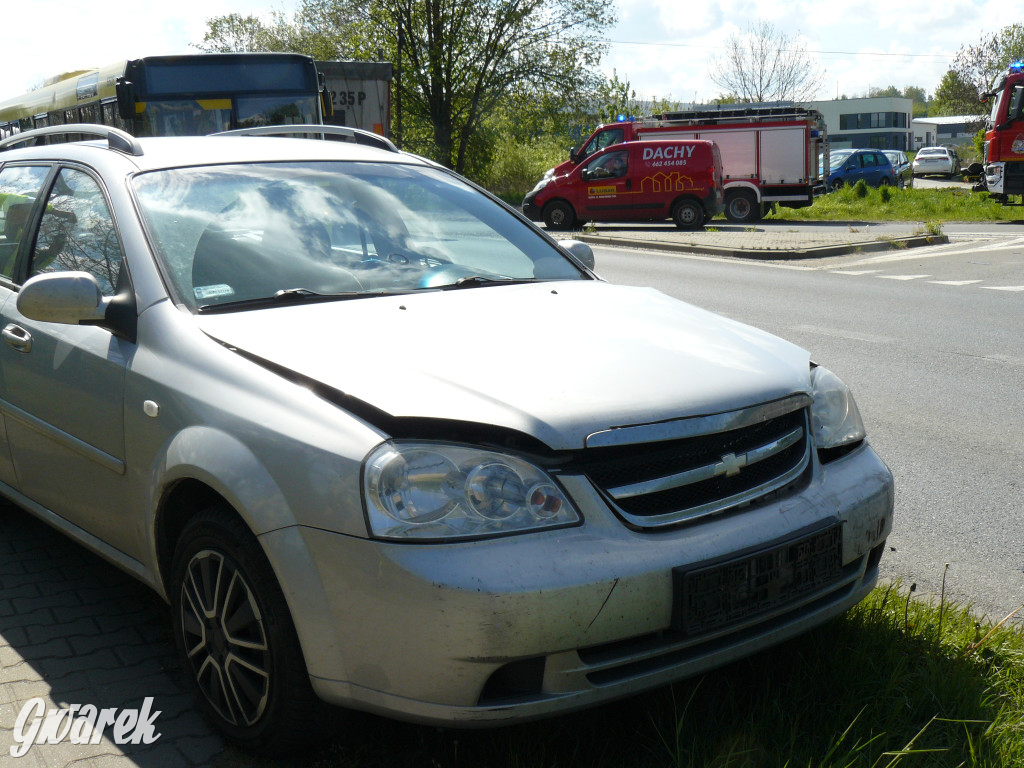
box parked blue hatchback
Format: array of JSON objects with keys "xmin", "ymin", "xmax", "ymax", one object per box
[{"xmin": 828, "ymin": 149, "xmax": 898, "ymax": 190}]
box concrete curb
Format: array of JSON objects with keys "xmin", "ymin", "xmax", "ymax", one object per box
[{"xmin": 572, "ymin": 233, "xmax": 949, "ymax": 260}]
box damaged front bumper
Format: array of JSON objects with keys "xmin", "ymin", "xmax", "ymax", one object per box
[{"xmin": 262, "ymin": 441, "xmax": 893, "ymax": 725}]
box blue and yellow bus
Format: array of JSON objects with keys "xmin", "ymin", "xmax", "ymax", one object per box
[{"xmin": 0, "ymin": 53, "xmax": 326, "ymax": 139}]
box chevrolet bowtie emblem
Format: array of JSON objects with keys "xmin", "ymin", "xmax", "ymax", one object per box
[{"xmin": 716, "ymin": 452, "xmax": 747, "ymax": 477}]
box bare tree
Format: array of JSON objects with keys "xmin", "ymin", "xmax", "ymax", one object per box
[{"xmin": 709, "ymin": 21, "xmax": 826, "ymax": 103}]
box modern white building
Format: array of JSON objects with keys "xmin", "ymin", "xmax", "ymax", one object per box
[{"xmin": 804, "ymin": 97, "xmax": 914, "ymax": 150}]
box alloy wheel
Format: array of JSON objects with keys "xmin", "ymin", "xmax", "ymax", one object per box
[{"xmin": 179, "ymin": 549, "xmax": 270, "ymax": 727}]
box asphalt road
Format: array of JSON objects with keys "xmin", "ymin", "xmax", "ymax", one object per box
[{"xmin": 590, "ymin": 229, "xmax": 1024, "ymax": 625}]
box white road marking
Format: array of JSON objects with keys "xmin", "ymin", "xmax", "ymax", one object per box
[
  {"xmin": 877, "ymin": 274, "xmax": 930, "ymax": 280},
  {"xmin": 928, "ymin": 280, "xmax": 984, "ymax": 286}
]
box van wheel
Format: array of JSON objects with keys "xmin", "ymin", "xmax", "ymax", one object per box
[
  {"xmin": 171, "ymin": 505, "xmax": 327, "ymax": 754},
  {"xmin": 724, "ymin": 190, "xmax": 760, "ymax": 223},
  {"xmin": 543, "ymin": 201, "xmax": 576, "ymax": 230},
  {"xmin": 671, "ymin": 199, "xmax": 704, "ymax": 230}
]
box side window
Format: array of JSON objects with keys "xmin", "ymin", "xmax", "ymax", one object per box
[
  {"xmin": 584, "ymin": 150, "xmax": 629, "ymax": 180},
  {"xmin": 1008, "ymin": 85, "xmax": 1024, "ymax": 120},
  {"xmin": 0, "ymin": 165, "xmax": 51, "ymax": 279},
  {"xmin": 581, "ymin": 128, "xmax": 624, "ymax": 160},
  {"xmin": 30, "ymin": 168, "xmax": 124, "ymax": 296}
]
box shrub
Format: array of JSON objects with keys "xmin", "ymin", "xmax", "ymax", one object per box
[
  {"xmin": 477, "ymin": 134, "xmax": 569, "ymax": 202},
  {"xmin": 853, "ymin": 179, "xmax": 869, "ymax": 198},
  {"xmin": 880, "ymin": 185, "xmax": 892, "ymax": 203}
]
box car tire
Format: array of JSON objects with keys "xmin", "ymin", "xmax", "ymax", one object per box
[
  {"xmin": 543, "ymin": 201, "xmax": 576, "ymax": 230},
  {"xmin": 671, "ymin": 198, "xmax": 703, "ymax": 230},
  {"xmin": 831, "ymin": 178, "xmax": 845, "ymax": 190},
  {"xmin": 724, "ymin": 190, "xmax": 760, "ymax": 223},
  {"xmin": 879, "ymin": 177, "xmax": 892, "ymax": 187},
  {"xmin": 171, "ymin": 505, "xmax": 328, "ymax": 754}
]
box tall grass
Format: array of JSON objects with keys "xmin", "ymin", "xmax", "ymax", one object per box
[
  {"xmin": 773, "ymin": 185, "xmax": 1021, "ymax": 222},
  {"xmin": 218, "ymin": 585, "xmax": 1024, "ymax": 768}
]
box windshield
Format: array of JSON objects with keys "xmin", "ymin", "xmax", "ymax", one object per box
[
  {"xmin": 133, "ymin": 96, "xmax": 319, "ymax": 137},
  {"xmin": 829, "ymin": 150, "xmax": 853, "ymax": 169},
  {"xmin": 133, "ymin": 161, "xmax": 584, "ymax": 312}
]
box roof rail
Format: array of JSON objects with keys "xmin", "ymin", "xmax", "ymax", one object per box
[
  {"xmin": 211, "ymin": 124, "xmax": 399, "ymax": 153},
  {"xmin": 0, "ymin": 124, "xmax": 144, "ymax": 156}
]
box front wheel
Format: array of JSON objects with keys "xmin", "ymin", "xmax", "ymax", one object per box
[
  {"xmin": 543, "ymin": 201, "xmax": 576, "ymax": 230},
  {"xmin": 671, "ymin": 198, "xmax": 704, "ymax": 230},
  {"xmin": 171, "ymin": 506, "xmax": 328, "ymax": 754},
  {"xmin": 724, "ymin": 190, "xmax": 761, "ymax": 223}
]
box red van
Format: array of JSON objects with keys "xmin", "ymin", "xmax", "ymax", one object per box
[{"xmin": 523, "ymin": 139, "xmax": 725, "ymax": 230}]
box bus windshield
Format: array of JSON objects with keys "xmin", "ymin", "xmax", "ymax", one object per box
[{"xmin": 133, "ymin": 95, "xmax": 319, "ymax": 137}]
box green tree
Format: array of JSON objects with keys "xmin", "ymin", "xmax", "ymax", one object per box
[
  {"xmin": 901, "ymin": 85, "xmax": 930, "ymax": 117},
  {"xmin": 336, "ymin": 0, "xmax": 615, "ymax": 172},
  {"xmin": 868, "ymin": 85, "xmax": 901, "ymax": 98},
  {"xmin": 592, "ymin": 71, "xmax": 679, "ymax": 123},
  {"xmin": 709, "ymin": 20, "xmax": 826, "ymax": 103},
  {"xmin": 196, "ymin": 13, "xmax": 288, "ymax": 53},
  {"xmin": 932, "ymin": 69, "xmax": 982, "ymax": 116},
  {"xmin": 200, "ymin": 0, "xmax": 615, "ymax": 174},
  {"xmin": 953, "ymin": 23, "xmax": 1024, "ymax": 94},
  {"xmin": 864, "ymin": 84, "xmax": 931, "ymax": 117},
  {"xmin": 197, "ymin": 5, "xmax": 353, "ymax": 59}
]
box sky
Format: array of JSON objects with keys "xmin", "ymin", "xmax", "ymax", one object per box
[{"xmin": 0, "ymin": 0, "xmax": 1005, "ymax": 106}]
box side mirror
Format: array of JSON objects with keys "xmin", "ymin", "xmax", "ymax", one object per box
[
  {"xmin": 558, "ymin": 240, "xmax": 595, "ymax": 271},
  {"xmin": 16, "ymin": 272, "xmax": 109, "ymax": 325},
  {"xmin": 569, "ymin": 146, "xmax": 580, "ymax": 164},
  {"xmin": 115, "ymin": 78, "xmax": 138, "ymax": 121}
]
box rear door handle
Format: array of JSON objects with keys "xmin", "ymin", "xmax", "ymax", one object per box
[{"xmin": 2, "ymin": 323, "xmax": 32, "ymax": 353}]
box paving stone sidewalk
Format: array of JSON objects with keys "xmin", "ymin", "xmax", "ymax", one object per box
[{"xmin": 0, "ymin": 502, "xmax": 223, "ymax": 767}]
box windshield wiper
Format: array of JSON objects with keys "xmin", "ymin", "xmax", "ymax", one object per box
[
  {"xmin": 440, "ymin": 276, "xmax": 538, "ymax": 290},
  {"xmin": 198, "ymin": 287, "xmax": 404, "ymax": 314}
]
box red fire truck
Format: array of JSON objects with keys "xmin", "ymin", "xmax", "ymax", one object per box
[
  {"xmin": 979, "ymin": 61, "xmax": 1024, "ymax": 206},
  {"xmin": 539, "ymin": 104, "xmax": 827, "ymax": 223}
]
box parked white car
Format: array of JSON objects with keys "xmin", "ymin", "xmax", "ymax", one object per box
[
  {"xmin": 912, "ymin": 146, "xmax": 961, "ymax": 178},
  {"xmin": 0, "ymin": 124, "xmax": 894, "ymax": 754}
]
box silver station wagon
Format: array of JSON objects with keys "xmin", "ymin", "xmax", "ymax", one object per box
[{"xmin": 0, "ymin": 125, "xmax": 893, "ymax": 752}]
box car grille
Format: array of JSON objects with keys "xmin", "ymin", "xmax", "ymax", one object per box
[{"xmin": 573, "ymin": 399, "xmax": 811, "ymax": 528}]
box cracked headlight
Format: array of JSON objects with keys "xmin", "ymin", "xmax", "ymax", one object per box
[
  {"xmin": 810, "ymin": 366, "xmax": 866, "ymax": 450},
  {"xmin": 363, "ymin": 442, "xmax": 580, "ymax": 540}
]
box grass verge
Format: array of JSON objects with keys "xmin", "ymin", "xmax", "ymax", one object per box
[
  {"xmin": 773, "ymin": 185, "xmax": 1023, "ymax": 223},
  {"xmin": 217, "ymin": 584, "xmax": 1024, "ymax": 768}
]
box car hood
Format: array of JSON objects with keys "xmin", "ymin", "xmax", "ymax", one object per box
[{"xmin": 195, "ymin": 281, "xmax": 811, "ymax": 450}]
